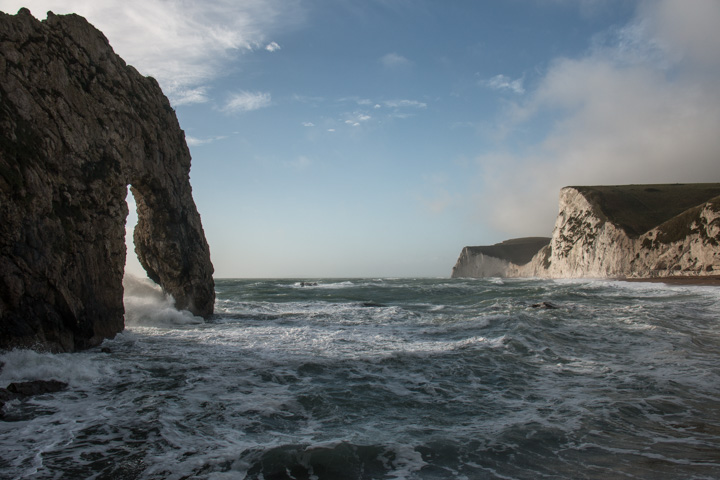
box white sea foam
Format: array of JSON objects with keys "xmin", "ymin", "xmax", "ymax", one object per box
[
  {"xmin": 123, "ymin": 274, "xmax": 204, "ymax": 326},
  {"xmin": 0, "ymin": 349, "xmax": 107, "ymax": 386}
]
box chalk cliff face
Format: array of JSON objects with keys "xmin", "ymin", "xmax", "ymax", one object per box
[
  {"xmin": 453, "ymin": 184, "xmax": 720, "ymax": 279},
  {"xmin": 0, "ymin": 9, "xmax": 214, "ymax": 352},
  {"xmin": 451, "ymin": 238, "xmax": 551, "ymax": 278}
]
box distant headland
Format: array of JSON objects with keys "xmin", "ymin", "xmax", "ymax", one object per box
[{"xmin": 452, "ymin": 184, "xmax": 720, "ymax": 281}]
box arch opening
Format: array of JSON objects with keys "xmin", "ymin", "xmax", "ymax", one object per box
[{"xmin": 123, "ymin": 185, "xmax": 147, "ymax": 279}]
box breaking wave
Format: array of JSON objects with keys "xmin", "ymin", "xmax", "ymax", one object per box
[{"xmin": 122, "ymin": 274, "xmax": 203, "ymax": 326}]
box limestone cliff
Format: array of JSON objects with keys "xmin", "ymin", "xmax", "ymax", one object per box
[
  {"xmin": 451, "ymin": 238, "xmax": 551, "ymax": 278},
  {"xmin": 453, "ymin": 184, "xmax": 720, "ymax": 279},
  {"xmin": 0, "ymin": 9, "xmax": 214, "ymax": 352}
]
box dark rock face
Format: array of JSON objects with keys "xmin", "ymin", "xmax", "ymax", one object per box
[{"xmin": 0, "ymin": 9, "xmax": 214, "ymax": 352}]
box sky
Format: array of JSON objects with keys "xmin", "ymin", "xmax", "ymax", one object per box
[{"xmin": 3, "ymin": 0, "xmax": 720, "ymax": 278}]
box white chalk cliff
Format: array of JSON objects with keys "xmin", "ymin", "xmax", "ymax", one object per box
[{"xmin": 452, "ymin": 184, "xmax": 720, "ymax": 279}]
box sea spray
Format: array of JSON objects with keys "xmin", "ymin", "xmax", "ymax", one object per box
[{"xmin": 123, "ymin": 274, "xmax": 204, "ymax": 326}]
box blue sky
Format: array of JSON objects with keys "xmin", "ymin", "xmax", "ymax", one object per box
[{"xmin": 5, "ymin": 1, "xmax": 720, "ymax": 277}]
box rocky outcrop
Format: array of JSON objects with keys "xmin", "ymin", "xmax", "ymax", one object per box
[
  {"xmin": 451, "ymin": 238, "xmax": 551, "ymax": 278},
  {"xmin": 0, "ymin": 9, "xmax": 214, "ymax": 352},
  {"xmin": 453, "ymin": 184, "xmax": 720, "ymax": 279}
]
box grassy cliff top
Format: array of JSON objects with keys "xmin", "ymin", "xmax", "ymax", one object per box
[{"xmin": 571, "ymin": 183, "xmax": 720, "ymax": 237}]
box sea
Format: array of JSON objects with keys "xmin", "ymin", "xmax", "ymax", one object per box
[{"xmin": 1, "ymin": 276, "xmax": 720, "ymax": 479}]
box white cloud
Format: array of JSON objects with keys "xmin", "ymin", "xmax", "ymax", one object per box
[
  {"xmin": 265, "ymin": 41, "xmax": 281, "ymax": 52},
  {"xmin": 473, "ymin": 0, "xmax": 720, "ymax": 237},
  {"xmin": 2, "ymin": 0, "xmax": 302, "ymax": 104},
  {"xmin": 482, "ymin": 74, "xmax": 525, "ymax": 94},
  {"xmin": 186, "ymin": 135, "xmax": 228, "ymax": 146},
  {"xmin": 172, "ymin": 87, "xmax": 210, "ymax": 106},
  {"xmin": 344, "ymin": 112, "xmax": 372, "ymax": 127},
  {"xmin": 380, "ymin": 52, "xmax": 410, "ymax": 68},
  {"xmin": 302, "ymin": 122, "xmax": 315, "ymax": 127},
  {"xmin": 223, "ymin": 91, "xmax": 271, "ymax": 113},
  {"xmin": 293, "ymin": 94, "xmax": 325, "ymax": 105},
  {"xmin": 384, "ymin": 99, "xmax": 427, "ymax": 109}
]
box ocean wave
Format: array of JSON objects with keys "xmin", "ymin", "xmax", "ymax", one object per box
[{"xmin": 3, "ymin": 278, "xmax": 720, "ymax": 479}]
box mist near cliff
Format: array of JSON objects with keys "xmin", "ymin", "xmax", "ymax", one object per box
[{"xmin": 475, "ymin": 0, "xmax": 720, "ymax": 237}]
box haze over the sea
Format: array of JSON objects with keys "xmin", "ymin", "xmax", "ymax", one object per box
[{"xmin": 6, "ymin": 0, "xmax": 720, "ymax": 277}]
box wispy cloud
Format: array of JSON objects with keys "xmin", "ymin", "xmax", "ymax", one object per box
[
  {"xmin": 482, "ymin": 74, "xmax": 525, "ymax": 94},
  {"xmin": 293, "ymin": 94, "xmax": 325, "ymax": 105},
  {"xmin": 380, "ymin": 52, "xmax": 411, "ymax": 68},
  {"xmin": 383, "ymin": 99, "xmax": 427, "ymax": 109},
  {"xmin": 344, "ymin": 112, "xmax": 372, "ymax": 127},
  {"xmin": 335, "ymin": 97, "xmax": 428, "ymax": 129},
  {"xmin": 173, "ymin": 87, "xmax": 210, "ymax": 106},
  {"xmin": 3, "ymin": 0, "xmax": 303, "ymax": 104},
  {"xmin": 223, "ymin": 91, "xmax": 271, "ymax": 113},
  {"xmin": 186, "ymin": 135, "xmax": 228, "ymax": 146},
  {"xmin": 302, "ymin": 121, "xmax": 315, "ymax": 127}
]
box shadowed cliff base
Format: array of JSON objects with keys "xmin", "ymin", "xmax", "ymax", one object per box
[{"xmin": 0, "ymin": 9, "xmax": 214, "ymax": 352}]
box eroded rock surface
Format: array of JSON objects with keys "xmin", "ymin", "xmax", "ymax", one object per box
[{"xmin": 0, "ymin": 9, "xmax": 214, "ymax": 352}]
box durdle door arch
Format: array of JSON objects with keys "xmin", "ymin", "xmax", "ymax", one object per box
[{"xmin": 0, "ymin": 9, "xmax": 214, "ymax": 352}]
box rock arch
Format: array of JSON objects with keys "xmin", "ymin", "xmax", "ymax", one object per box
[{"xmin": 0, "ymin": 9, "xmax": 214, "ymax": 352}]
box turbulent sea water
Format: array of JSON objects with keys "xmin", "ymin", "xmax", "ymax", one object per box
[{"xmin": 2, "ymin": 277, "xmax": 720, "ymax": 479}]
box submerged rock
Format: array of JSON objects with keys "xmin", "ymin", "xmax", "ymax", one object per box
[
  {"xmin": 0, "ymin": 379, "xmax": 68, "ymax": 414},
  {"xmin": 0, "ymin": 9, "xmax": 214, "ymax": 352},
  {"xmin": 6, "ymin": 379, "xmax": 68, "ymax": 397}
]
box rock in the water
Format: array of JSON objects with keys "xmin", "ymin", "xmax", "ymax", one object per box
[
  {"xmin": 6, "ymin": 379, "xmax": 68, "ymax": 396},
  {"xmin": 0, "ymin": 388, "xmax": 14, "ymax": 405},
  {"xmin": 0, "ymin": 9, "xmax": 214, "ymax": 352},
  {"xmin": 0, "ymin": 380, "xmax": 68, "ymax": 415},
  {"xmin": 531, "ymin": 302, "xmax": 559, "ymax": 310}
]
